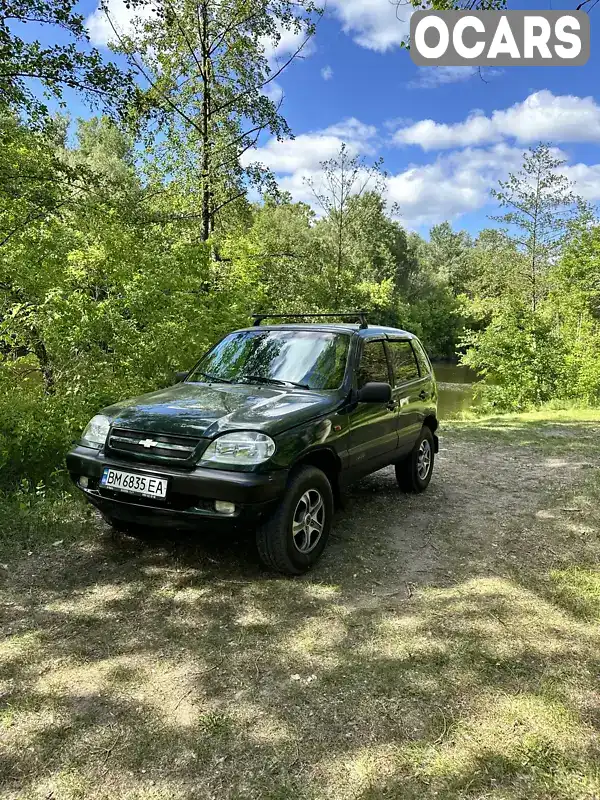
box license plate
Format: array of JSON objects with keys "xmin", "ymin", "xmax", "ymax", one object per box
[{"xmin": 100, "ymin": 468, "xmax": 168, "ymax": 500}]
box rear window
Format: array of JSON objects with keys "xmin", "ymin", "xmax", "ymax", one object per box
[
  {"xmin": 357, "ymin": 341, "xmax": 390, "ymax": 388},
  {"xmin": 412, "ymin": 339, "xmax": 432, "ymax": 377},
  {"xmin": 387, "ymin": 340, "xmax": 420, "ymax": 385}
]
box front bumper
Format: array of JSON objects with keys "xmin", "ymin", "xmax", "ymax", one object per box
[{"xmin": 66, "ymin": 445, "xmax": 287, "ymax": 530}]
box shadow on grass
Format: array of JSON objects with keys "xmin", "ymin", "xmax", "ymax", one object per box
[{"xmin": 1, "ymin": 420, "xmax": 600, "ymax": 799}]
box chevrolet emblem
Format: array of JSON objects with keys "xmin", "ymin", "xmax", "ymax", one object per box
[{"xmin": 140, "ymin": 439, "xmax": 158, "ymax": 449}]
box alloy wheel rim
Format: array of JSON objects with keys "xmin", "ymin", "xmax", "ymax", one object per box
[
  {"xmin": 417, "ymin": 440, "xmax": 432, "ymax": 481},
  {"xmin": 292, "ymin": 489, "xmax": 325, "ymax": 554}
]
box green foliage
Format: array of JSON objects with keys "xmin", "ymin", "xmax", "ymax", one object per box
[
  {"xmin": 0, "ymin": 380, "xmax": 72, "ymax": 485},
  {"xmin": 550, "ymin": 224, "xmax": 600, "ymax": 404},
  {"xmin": 1, "ymin": 5, "xmax": 600, "ymax": 492},
  {"xmin": 0, "ymin": 116, "xmax": 259, "ymax": 487},
  {"xmin": 0, "ymin": 0, "xmax": 132, "ymax": 119},
  {"xmin": 460, "ymin": 149, "xmax": 599, "ymax": 412},
  {"xmin": 462, "ymin": 302, "xmax": 567, "ymax": 412},
  {"xmin": 117, "ymin": 0, "xmax": 321, "ymax": 239},
  {"xmin": 490, "ymin": 144, "xmax": 579, "ymax": 311},
  {"xmin": 424, "ymin": 222, "xmax": 473, "ymax": 295}
]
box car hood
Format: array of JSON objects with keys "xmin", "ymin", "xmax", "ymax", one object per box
[{"xmin": 102, "ymin": 382, "xmax": 342, "ymax": 438}]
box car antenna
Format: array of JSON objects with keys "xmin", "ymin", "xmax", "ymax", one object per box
[{"xmin": 252, "ymin": 312, "xmax": 369, "ymax": 330}]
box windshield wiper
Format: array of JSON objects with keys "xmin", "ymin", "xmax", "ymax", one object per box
[
  {"xmin": 196, "ymin": 371, "xmax": 233, "ymax": 384},
  {"xmin": 240, "ymin": 375, "xmax": 310, "ymax": 390}
]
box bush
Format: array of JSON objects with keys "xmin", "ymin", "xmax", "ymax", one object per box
[
  {"xmin": 462, "ymin": 304, "xmax": 567, "ymax": 412},
  {"xmin": 0, "ymin": 382, "xmax": 74, "ymax": 488}
]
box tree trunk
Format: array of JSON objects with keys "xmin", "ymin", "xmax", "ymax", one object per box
[
  {"xmin": 32, "ymin": 337, "xmax": 55, "ymax": 395},
  {"xmin": 200, "ymin": 0, "xmax": 211, "ymax": 242}
]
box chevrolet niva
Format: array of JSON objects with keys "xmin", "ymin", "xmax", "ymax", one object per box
[{"xmin": 67, "ymin": 313, "xmax": 439, "ymax": 575}]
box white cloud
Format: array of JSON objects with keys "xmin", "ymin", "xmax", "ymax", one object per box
[
  {"xmin": 562, "ymin": 162, "xmax": 600, "ymax": 203},
  {"xmin": 408, "ymin": 66, "xmax": 503, "ymax": 89},
  {"xmin": 245, "ymin": 113, "xmax": 600, "ymax": 228},
  {"xmin": 263, "ymin": 144, "xmax": 523, "ymax": 227},
  {"xmin": 245, "ymin": 134, "xmax": 526, "ymax": 227},
  {"xmin": 386, "ymin": 144, "xmax": 525, "ymax": 227},
  {"xmin": 393, "ymin": 90, "xmax": 600, "ymax": 151},
  {"xmin": 241, "ymin": 118, "xmax": 377, "ymax": 173},
  {"xmin": 276, "ymin": 165, "xmax": 385, "ymax": 215},
  {"xmin": 387, "ymin": 146, "xmax": 600, "ymax": 227},
  {"xmin": 263, "ymin": 81, "xmax": 284, "ymax": 105},
  {"xmin": 261, "ymin": 22, "xmax": 315, "ymax": 63},
  {"xmin": 408, "ymin": 66, "xmax": 478, "ymax": 89},
  {"xmin": 321, "ymin": 65, "xmax": 334, "ymax": 81},
  {"xmin": 87, "ymin": 0, "xmax": 154, "ymax": 46},
  {"xmin": 242, "ymin": 135, "xmax": 349, "ymax": 173},
  {"xmin": 327, "ymin": 0, "xmax": 411, "ymax": 52},
  {"xmin": 322, "ymin": 118, "xmax": 377, "ymax": 143}
]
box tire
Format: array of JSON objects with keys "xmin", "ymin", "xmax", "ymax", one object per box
[
  {"xmin": 256, "ymin": 466, "xmax": 334, "ymax": 576},
  {"xmin": 395, "ymin": 426, "xmax": 435, "ymax": 494}
]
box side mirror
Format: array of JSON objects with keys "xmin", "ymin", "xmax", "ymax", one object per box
[
  {"xmin": 175, "ymin": 371, "xmax": 189, "ymax": 384},
  {"xmin": 358, "ymin": 382, "xmax": 392, "ymax": 404}
]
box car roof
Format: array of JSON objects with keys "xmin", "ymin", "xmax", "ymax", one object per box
[{"xmin": 235, "ymin": 323, "xmax": 416, "ymax": 339}]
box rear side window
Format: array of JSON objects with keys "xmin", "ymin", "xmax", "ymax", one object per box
[
  {"xmin": 387, "ymin": 340, "xmax": 420, "ymax": 385},
  {"xmin": 357, "ymin": 341, "xmax": 390, "ymax": 388},
  {"xmin": 412, "ymin": 339, "xmax": 432, "ymax": 377}
]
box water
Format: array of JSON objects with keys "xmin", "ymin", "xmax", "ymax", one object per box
[{"xmin": 434, "ymin": 362, "xmax": 480, "ymax": 420}]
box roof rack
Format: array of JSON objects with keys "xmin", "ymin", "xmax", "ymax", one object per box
[{"xmin": 252, "ymin": 312, "xmax": 369, "ymax": 330}]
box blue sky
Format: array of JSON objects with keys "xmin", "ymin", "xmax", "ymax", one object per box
[{"xmin": 63, "ymin": 1, "xmax": 600, "ymax": 233}]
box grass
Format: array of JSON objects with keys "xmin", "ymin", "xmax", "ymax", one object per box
[{"xmin": 1, "ymin": 409, "xmax": 600, "ymax": 799}]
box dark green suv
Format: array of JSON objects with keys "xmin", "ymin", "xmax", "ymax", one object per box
[{"xmin": 66, "ymin": 313, "xmax": 439, "ymax": 575}]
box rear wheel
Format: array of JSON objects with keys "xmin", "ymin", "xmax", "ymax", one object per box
[
  {"xmin": 256, "ymin": 466, "xmax": 334, "ymax": 576},
  {"xmin": 396, "ymin": 426, "xmax": 435, "ymax": 493}
]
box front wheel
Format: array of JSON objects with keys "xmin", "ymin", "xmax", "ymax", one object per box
[
  {"xmin": 256, "ymin": 466, "xmax": 334, "ymax": 576},
  {"xmin": 396, "ymin": 426, "xmax": 435, "ymax": 493}
]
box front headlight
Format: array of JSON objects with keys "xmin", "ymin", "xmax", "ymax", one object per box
[
  {"xmin": 81, "ymin": 414, "xmax": 111, "ymax": 449},
  {"xmin": 201, "ymin": 431, "xmax": 276, "ymax": 466}
]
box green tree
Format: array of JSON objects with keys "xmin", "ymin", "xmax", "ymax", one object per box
[
  {"xmin": 0, "ymin": 0, "xmax": 132, "ymax": 119},
  {"xmin": 462, "ymin": 300, "xmax": 566, "ymax": 411},
  {"xmin": 425, "ymin": 222, "xmax": 473, "ymax": 295},
  {"xmin": 237, "ymin": 195, "xmax": 316, "ymax": 313},
  {"xmin": 491, "ymin": 144, "xmax": 580, "ymax": 311},
  {"xmin": 465, "ymin": 228, "xmax": 525, "ymax": 301},
  {"xmin": 0, "ymin": 116, "xmax": 260, "ymax": 485},
  {"xmin": 305, "ymin": 145, "xmax": 389, "ymax": 306},
  {"xmin": 549, "ymin": 222, "xmax": 600, "ymax": 403},
  {"xmin": 105, "ymin": 0, "xmax": 320, "ymax": 240}
]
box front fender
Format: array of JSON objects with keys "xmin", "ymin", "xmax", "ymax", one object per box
[{"xmin": 270, "ymin": 411, "xmax": 350, "ymax": 471}]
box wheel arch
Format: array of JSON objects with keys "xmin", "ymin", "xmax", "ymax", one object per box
[
  {"xmin": 423, "ymin": 414, "xmax": 439, "ymax": 434},
  {"xmin": 291, "ymin": 447, "xmax": 342, "ymax": 507},
  {"xmin": 423, "ymin": 414, "xmax": 440, "ymax": 453}
]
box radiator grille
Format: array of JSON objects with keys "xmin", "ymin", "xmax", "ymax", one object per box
[{"xmin": 107, "ymin": 427, "xmax": 202, "ymax": 464}]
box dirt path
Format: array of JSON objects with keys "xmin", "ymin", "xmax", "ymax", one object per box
[
  {"xmin": 2, "ymin": 415, "xmax": 600, "ymax": 800},
  {"xmin": 326, "ymin": 420, "xmax": 598, "ymax": 597}
]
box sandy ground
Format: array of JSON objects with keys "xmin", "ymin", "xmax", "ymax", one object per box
[{"xmin": 2, "ymin": 416, "xmax": 600, "ymax": 799}]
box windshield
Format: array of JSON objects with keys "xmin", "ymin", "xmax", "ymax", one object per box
[{"xmin": 188, "ymin": 330, "xmax": 350, "ymax": 390}]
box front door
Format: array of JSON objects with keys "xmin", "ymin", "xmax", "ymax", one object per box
[
  {"xmin": 348, "ymin": 339, "xmax": 398, "ymax": 472},
  {"xmin": 385, "ymin": 338, "xmax": 425, "ymax": 454}
]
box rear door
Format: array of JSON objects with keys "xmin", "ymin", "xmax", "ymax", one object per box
[
  {"xmin": 347, "ymin": 339, "xmax": 398, "ymax": 471},
  {"xmin": 385, "ymin": 338, "xmax": 426, "ymax": 454}
]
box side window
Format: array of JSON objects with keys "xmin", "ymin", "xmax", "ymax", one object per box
[
  {"xmin": 357, "ymin": 341, "xmax": 390, "ymax": 388},
  {"xmin": 412, "ymin": 339, "xmax": 432, "ymax": 378},
  {"xmin": 388, "ymin": 341, "xmax": 420, "ymax": 385}
]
